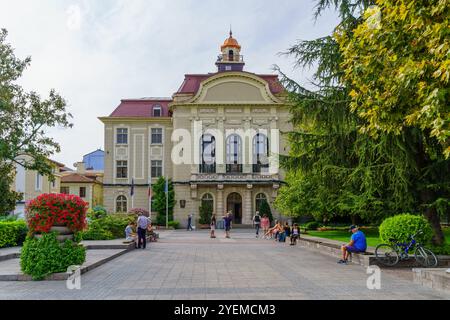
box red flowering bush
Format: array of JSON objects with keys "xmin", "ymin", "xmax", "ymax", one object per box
[{"xmin": 25, "ymin": 193, "xmax": 88, "ymax": 233}]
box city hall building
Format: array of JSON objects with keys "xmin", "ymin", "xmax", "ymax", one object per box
[{"xmin": 99, "ymin": 32, "xmax": 292, "ymax": 226}]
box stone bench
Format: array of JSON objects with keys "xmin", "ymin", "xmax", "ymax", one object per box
[
  {"xmin": 298, "ymin": 236, "xmax": 450, "ymax": 268},
  {"xmin": 297, "ymin": 236, "xmax": 374, "ymax": 266}
]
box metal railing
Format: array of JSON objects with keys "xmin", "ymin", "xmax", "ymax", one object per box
[
  {"xmin": 226, "ymin": 164, "xmax": 243, "ymax": 173},
  {"xmin": 217, "ymin": 54, "xmax": 244, "ymax": 63},
  {"xmin": 199, "ymin": 164, "xmax": 216, "ymax": 174}
]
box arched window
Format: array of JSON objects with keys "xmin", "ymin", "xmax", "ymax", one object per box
[
  {"xmin": 153, "ymin": 105, "xmax": 162, "ymax": 117},
  {"xmin": 200, "ymin": 134, "xmax": 216, "ymax": 173},
  {"xmin": 228, "ymin": 49, "xmax": 234, "ymax": 61},
  {"xmin": 255, "ymin": 193, "xmax": 267, "ymax": 212},
  {"xmin": 253, "ymin": 133, "xmax": 269, "ymax": 173},
  {"xmin": 116, "ymin": 195, "xmax": 127, "ymax": 213},
  {"xmin": 226, "ymin": 134, "xmax": 242, "ymax": 173}
]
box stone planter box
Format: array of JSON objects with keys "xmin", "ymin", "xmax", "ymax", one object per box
[
  {"xmin": 34, "ymin": 226, "xmax": 74, "ymax": 242},
  {"xmin": 34, "ymin": 234, "xmax": 74, "ymax": 242}
]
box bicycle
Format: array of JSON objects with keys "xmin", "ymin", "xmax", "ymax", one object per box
[{"xmin": 374, "ymin": 231, "xmax": 438, "ymax": 267}]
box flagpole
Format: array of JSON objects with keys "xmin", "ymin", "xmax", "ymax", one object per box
[
  {"xmin": 131, "ymin": 178, "xmax": 135, "ymax": 210},
  {"xmin": 165, "ymin": 178, "xmax": 169, "ymax": 229},
  {"xmin": 148, "ymin": 178, "xmax": 152, "ymax": 222}
]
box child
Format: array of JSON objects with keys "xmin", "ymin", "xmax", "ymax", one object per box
[
  {"xmin": 290, "ymin": 223, "xmax": 300, "ymax": 246},
  {"xmin": 210, "ymin": 214, "xmax": 217, "ymax": 238}
]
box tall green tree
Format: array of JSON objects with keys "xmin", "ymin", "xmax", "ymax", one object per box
[
  {"xmin": 152, "ymin": 177, "xmax": 175, "ymax": 226},
  {"xmin": 0, "ymin": 29, "xmax": 73, "ymax": 214},
  {"xmin": 275, "ymin": 0, "xmax": 448, "ymax": 244},
  {"xmin": 336, "ymin": 0, "xmax": 449, "ymax": 244}
]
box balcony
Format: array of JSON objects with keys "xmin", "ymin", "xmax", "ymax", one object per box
[
  {"xmin": 217, "ymin": 54, "xmax": 244, "ymax": 63},
  {"xmin": 253, "ymin": 163, "xmax": 270, "ymax": 174},
  {"xmin": 226, "ymin": 164, "xmax": 243, "ymax": 174},
  {"xmin": 190, "ymin": 172, "xmax": 279, "ymax": 185}
]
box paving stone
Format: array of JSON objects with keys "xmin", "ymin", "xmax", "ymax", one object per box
[{"xmin": 0, "ymin": 229, "xmax": 449, "ymax": 299}]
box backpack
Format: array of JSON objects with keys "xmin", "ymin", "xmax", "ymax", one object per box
[{"xmin": 254, "ymin": 215, "xmax": 261, "ymax": 223}]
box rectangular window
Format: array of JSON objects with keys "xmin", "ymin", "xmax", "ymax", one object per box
[
  {"xmin": 116, "ymin": 160, "xmax": 128, "ymax": 178},
  {"xmin": 151, "ymin": 160, "xmax": 163, "ymax": 178},
  {"xmin": 153, "ymin": 106, "xmax": 161, "ymax": 117},
  {"xmin": 60, "ymin": 187, "xmax": 69, "ymax": 194},
  {"xmin": 116, "ymin": 128, "xmax": 128, "ymax": 144},
  {"xmin": 151, "ymin": 128, "xmax": 163, "ymax": 144},
  {"xmin": 79, "ymin": 187, "xmax": 86, "ymax": 198},
  {"xmin": 35, "ymin": 173, "xmax": 42, "ymax": 191}
]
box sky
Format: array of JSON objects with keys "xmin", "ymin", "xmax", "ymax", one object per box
[{"xmin": 0, "ymin": 0, "xmax": 340, "ymax": 168}]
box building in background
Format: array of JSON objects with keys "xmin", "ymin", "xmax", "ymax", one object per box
[
  {"xmin": 12, "ymin": 155, "xmax": 65, "ymax": 217},
  {"xmin": 60, "ymin": 162, "xmax": 104, "ymax": 208},
  {"xmin": 83, "ymin": 149, "xmax": 105, "ymax": 171},
  {"xmin": 99, "ymin": 32, "xmax": 292, "ymax": 225}
]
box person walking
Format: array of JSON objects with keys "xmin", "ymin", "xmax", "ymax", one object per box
[
  {"xmin": 260, "ymin": 214, "xmax": 270, "ymax": 239},
  {"xmin": 253, "ymin": 211, "xmax": 261, "ymax": 238},
  {"xmin": 187, "ymin": 213, "xmax": 194, "ymax": 231},
  {"xmin": 223, "ymin": 212, "xmax": 233, "ymax": 238},
  {"xmin": 137, "ymin": 213, "xmax": 150, "ymax": 249},
  {"xmin": 210, "ymin": 213, "xmax": 217, "ymax": 238}
]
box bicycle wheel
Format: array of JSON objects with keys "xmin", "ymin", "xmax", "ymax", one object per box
[
  {"xmin": 375, "ymin": 243, "xmax": 399, "ymax": 266},
  {"xmin": 414, "ymin": 246, "xmax": 438, "ymax": 268}
]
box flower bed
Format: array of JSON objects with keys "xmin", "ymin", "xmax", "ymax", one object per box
[
  {"xmin": 25, "ymin": 193, "xmax": 88, "ymax": 234},
  {"xmin": 21, "ymin": 193, "xmax": 88, "ymax": 280}
]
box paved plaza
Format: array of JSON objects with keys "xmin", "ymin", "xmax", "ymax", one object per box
[{"xmin": 0, "ymin": 229, "xmax": 448, "ymax": 300}]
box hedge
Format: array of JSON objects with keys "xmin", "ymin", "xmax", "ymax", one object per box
[
  {"xmin": 0, "ymin": 220, "xmax": 28, "ymax": 248},
  {"xmin": 379, "ymin": 214, "xmax": 433, "ymax": 244},
  {"xmin": 81, "ymin": 213, "xmax": 136, "ymax": 240},
  {"xmin": 20, "ymin": 232, "xmax": 86, "ymax": 280}
]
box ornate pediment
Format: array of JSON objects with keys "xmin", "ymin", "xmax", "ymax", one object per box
[{"xmin": 188, "ymin": 72, "xmax": 283, "ymax": 104}]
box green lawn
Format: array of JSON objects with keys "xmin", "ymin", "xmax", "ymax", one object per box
[
  {"xmin": 306, "ymin": 227, "xmax": 450, "ymax": 248},
  {"xmin": 306, "ymin": 230, "xmax": 382, "ymax": 247}
]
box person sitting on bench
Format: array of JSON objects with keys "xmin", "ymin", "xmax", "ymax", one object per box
[
  {"xmin": 338, "ymin": 225, "xmax": 367, "ymax": 264},
  {"xmin": 147, "ymin": 223, "xmax": 158, "ymax": 242},
  {"xmin": 124, "ymin": 221, "xmax": 137, "ymax": 246}
]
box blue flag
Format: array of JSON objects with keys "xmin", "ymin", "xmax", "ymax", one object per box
[
  {"xmin": 130, "ymin": 178, "xmax": 135, "ymax": 196},
  {"xmin": 164, "ymin": 178, "xmax": 168, "ymax": 193}
]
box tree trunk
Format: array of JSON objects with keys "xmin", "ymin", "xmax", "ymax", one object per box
[
  {"xmin": 413, "ymin": 129, "xmax": 445, "ymax": 245},
  {"xmin": 421, "ymin": 190, "xmax": 445, "ymax": 245}
]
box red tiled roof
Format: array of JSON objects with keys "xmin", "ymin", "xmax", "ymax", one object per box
[
  {"xmin": 110, "ymin": 98, "xmax": 172, "ymax": 118},
  {"xmin": 61, "ymin": 173, "xmax": 97, "ymax": 184},
  {"xmin": 176, "ymin": 72, "xmax": 284, "ymax": 95}
]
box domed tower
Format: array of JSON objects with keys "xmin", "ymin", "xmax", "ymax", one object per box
[{"xmin": 215, "ymin": 30, "xmax": 245, "ymax": 72}]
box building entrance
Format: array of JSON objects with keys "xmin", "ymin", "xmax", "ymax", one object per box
[{"xmin": 226, "ymin": 192, "xmax": 242, "ymax": 224}]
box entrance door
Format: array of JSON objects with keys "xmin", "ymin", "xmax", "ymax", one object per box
[{"xmin": 226, "ymin": 192, "xmax": 242, "ymax": 224}]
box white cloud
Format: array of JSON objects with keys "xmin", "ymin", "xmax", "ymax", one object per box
[
  {"xmin": 0, "ymin": 0, "xmax": 339, "ymax": 168},
  {"xmin": 66, "ymin": 4, "xmax": 82, "ymax": 31}
]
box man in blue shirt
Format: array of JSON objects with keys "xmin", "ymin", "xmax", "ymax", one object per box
[
  {"xmin": 223, "ymin": 212, "xmax": 233, "ymax": 238},
  {"xmin": 338, "ymin": 225, "xmax": 367, "ymax": 264}
]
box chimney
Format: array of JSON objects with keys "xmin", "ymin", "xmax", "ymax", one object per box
[{"xmin": 74, "ymin": 162, "xmax": 86, "ymax": 174}]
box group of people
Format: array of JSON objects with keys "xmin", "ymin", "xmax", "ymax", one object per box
[
  {"xmin": 124, "ymin": 213, "xmax": 156, "ymax": 249},
  {"xmin": 252, "ymin": 212, "xmax": 301, "ymax": 246},
  {"xmin": 187, "ymin": 210, "xmax": 367, "ymax": 262}
]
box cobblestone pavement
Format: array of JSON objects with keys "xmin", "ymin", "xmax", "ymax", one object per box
[{"xmin": 0, "ymin": 230, "xmax": 448, "ymax": 300}]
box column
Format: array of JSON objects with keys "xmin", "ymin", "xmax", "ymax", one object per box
[
  {"xmin": 243, "ymin": 184, "xmax": 253, "ymax": 224},
  {"xmin": 216, "ymin": 184, "xmax": 224, "ymax": 215}
]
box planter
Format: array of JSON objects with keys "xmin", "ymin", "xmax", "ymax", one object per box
[
  {"xmin": 199, "ymin": 224, "xmax": 210, "ymax": 229},
  {"xmin": 35, "ymin": 234, "xmax": 74, "ymax": 242},
  {"xmin": 34, "ymin": 225, "xmax": 74, "ymax": 242},
  {"xmin": 49, "ymin": 226, "xmax": 72, "ymax": 235}
]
